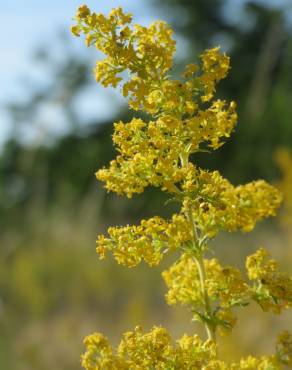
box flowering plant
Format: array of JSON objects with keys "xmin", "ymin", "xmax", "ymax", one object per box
[{"xmin": 72, "ymin": 5, "xmax": 292, "ymax": 369}]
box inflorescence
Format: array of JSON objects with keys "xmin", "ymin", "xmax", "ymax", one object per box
[{"xmin": 72, "ymin": 5, "xmax": 291, "ymax": 369}]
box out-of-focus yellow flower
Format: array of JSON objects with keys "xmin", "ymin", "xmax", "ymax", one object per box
[
  {"xmin": 246, "ymin": 248, "xmax": 292, "ymax": 313},
  {"xmin": 275, "ymin": 148, "xmax": 292, "ymax": 227},
  {"xmin": 276, "ymin": 331, "xmax": 292, "ymax": 366}
]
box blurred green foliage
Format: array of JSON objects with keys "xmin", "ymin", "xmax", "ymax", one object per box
[{"xmin": 1, "ymin": 1, "xmax": 292, "ymax": 369}]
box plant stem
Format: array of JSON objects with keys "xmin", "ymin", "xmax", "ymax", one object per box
[
  {"xmin": 187, "ymin": 206, "xmax": 216, "ymax": 342},
  {"xmin": 180, "ymin": 152, "xmax": 216, "ymax": 342},
  {"xmin": 193, "ymin": 252, "xmax": 216, "ymax": 342}
]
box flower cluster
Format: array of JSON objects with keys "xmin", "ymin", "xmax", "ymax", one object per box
[
  {"xmin": 162, "ymin": 253, "xmax": 249, "ymax": 334},
  {"xmin": 163, "ymin": 254, "xmax": 250, "ymax": 309},
  {"xmin": 163, "ymin": 249, "xmax": 292, "ymax": 332},
  {"xmin": 96, "ymin": 101, "xmax": 237, "ymax": 197},
  {"xmin": 71, "ymin": 4, "xmax": 291, "ymax": 369},
  {"xmin": 81, "ymin": 325, "xmax": 284, "ymax": 370},
  {"xmin": 81, "ymin": 326, "xmax": 219, "ymax": 369},
  {"xmin": 276, "ymin": 331, "xmax": 292, "ymax": 366},
  {"xmin": 246, "ymin": 247, "xmax": 292, "ymax": 313},
  {"xmin": 71, "ymin": 4, "xmax": 282, "ymax": 258},
  {"xmin": 71, "ymin": 5, "xmax": 175, "ymax": 109},
  {"xmin": 96, "ymin": 214, "xmax": 192, "ymax": 267},
  {"xmin": 182, "ymin": 166, "xmax": 282, "ymax": 237}
]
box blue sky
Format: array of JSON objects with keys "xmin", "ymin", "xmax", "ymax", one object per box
[
  {"xmin": 0, "ymin": 0, "xmax": 290, "ymax": 147},
  {"xmin": 0, "ymin": 0, "xmax": 153, "ymax": 102},
  {"xmin": 0, "ymin": 0, "xmax": 157, "ymax": 146}
]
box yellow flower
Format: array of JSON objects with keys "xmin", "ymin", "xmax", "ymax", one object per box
[
  {"xmin": 72, "ymin": 6, "xmax": 289, "ymax": 368},
  {"xmin": 81, "ymin": 326, "xmax": 282, "ymax": 369},
  {"xmin": 275, "ymin": 148, "xmax": 292, "ymax": 227},
  {"xmin": 182, "ymin": 167, "xmax": 282, "ymax": 237},
  {"xmin": 163, "ymin": 254, "xmax": 250, "ymax": 334},
  {"xmin": 246, "ymin": 248, "xmax": 292, "ymax": 313},
  {"xmin": 96, "ymin": 215, "xmax": 192, "ymax": 267},
  {"xmin": 81, "ymin": 326, "xmax": 223, "ymax": 369},
  {"xmin": 276, "ymin": 331, "xmax": 292, "ymax": 366}
]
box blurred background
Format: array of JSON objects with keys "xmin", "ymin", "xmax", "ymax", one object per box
[{"xmin": 1, "ymin": 0, "xmax": 292, "ymax": 369}]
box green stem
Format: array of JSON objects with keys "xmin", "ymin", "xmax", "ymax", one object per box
[
  {"xmin": 193, "ymin": 252, "xmax": 216, "ymax": 342},
  {"xmin": 187, "ymin": 206, "xmax": 216, "ymax": 342},
  {"xmin": 180, "ymin": 152, "xmax": 216, "ymax": 342}
]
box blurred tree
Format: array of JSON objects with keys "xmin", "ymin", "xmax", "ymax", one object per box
[
  {"xmin": 156, "ymin": 0, "xmax": 237, "ymax": 51},
  {"xmin": 0, "ymin": 34, "xmax": 114, "ymax": 223}
]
